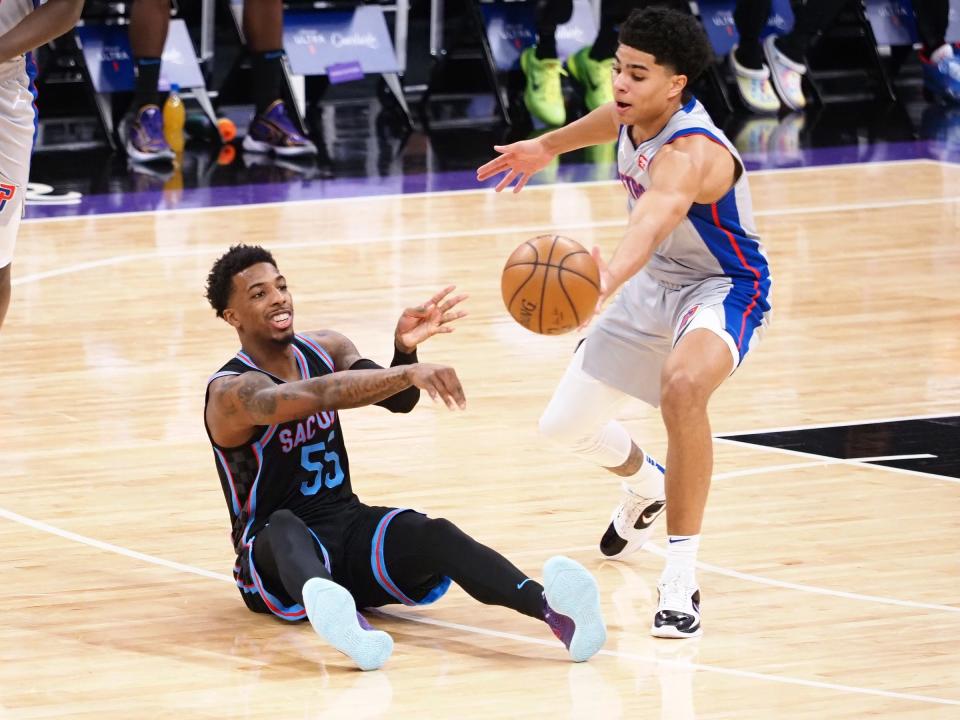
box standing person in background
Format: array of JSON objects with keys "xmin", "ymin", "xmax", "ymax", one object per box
[
  {"xmin": 911, "ymin": 0, "xmax": 960, "ymax": 103},
  {"xmin": 521, "ymin": 0, "xmax": 689, "ymax": 127},
  {"xmin": 125, "ymin": 0, "xmax": 317, "ymax": 164},
  {"xmin": 0, "ymin": 0, "xmax": 84, "ymax": 331}
]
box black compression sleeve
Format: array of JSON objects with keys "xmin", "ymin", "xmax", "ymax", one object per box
[{"xmin": 349, "ymin": 345, "xmax": 420, "ymax": 412}]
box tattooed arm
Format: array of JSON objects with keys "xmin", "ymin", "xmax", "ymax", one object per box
[{"xmin": 206, "ymin": 365, "xmax": 465, "ymax": 446}]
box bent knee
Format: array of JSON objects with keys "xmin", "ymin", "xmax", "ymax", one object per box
[
  {"xmin": 267, "ymin": 508, "xmax": 301, "ymax": 529},
  {"xmin": 659, "ymin": 369, "xmax": 711, "ymax": 414}
]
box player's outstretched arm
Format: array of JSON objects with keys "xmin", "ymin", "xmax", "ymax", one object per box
[
  {"xmin": 207, "ymin": 364, "xmax": 465, "ymax": 443},
  {"xmin": 477, "ymin": 103, "xmax": 619, "ymax": 193},
  {"xmin": 0, "ymin": 0, "xmax": 84, "ymax": 64},
  {"xmin": 589, "ymin": 147, "xmax": 702, "ymax": 316}
]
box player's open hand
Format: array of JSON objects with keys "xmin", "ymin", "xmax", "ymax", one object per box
[
  {"xmin": 406, "ymin": 363, "xmax": 466, "ymax": 410},
  {"xmin": 476, "ymin": 139, "xmax": 555, "ymax": 193},
  {"xmin": 395, "ymin": 285, "xmax": 468, "ymax": 352}
]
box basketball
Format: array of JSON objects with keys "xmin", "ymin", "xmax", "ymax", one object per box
[{"xmin": 501, "ymin": 235, "xmax": 601, "ymax": 334}]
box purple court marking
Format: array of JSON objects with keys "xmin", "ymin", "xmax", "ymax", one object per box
[{"xmin": 23, "ymin": 139, "xmax": 958, "ymax": 220}]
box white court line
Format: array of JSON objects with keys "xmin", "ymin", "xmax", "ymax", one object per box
[
  {"xmin": 13, "ymin": 195, "xmax": 960, "ymax": 288},
  {"xmin": 509, "ymin": 458, "xmax": 960, "ymax": 615},
  {"xmin": 371, "ymin": 609, "xmax": 960, "ymax": 708},
  {"xmin": 1, "ymin": 504, "xmax": 957, "ymax": 707},
  {"xmin": 714, "ymin": 438, "xmax": 960, "ymax": 485},
  {"xmin": 718, "ymin": 412, "xmax": 958, "ymax": 436},
  {"xmin": 18, "ymin": 158, "xmax": 940, "ymax": 225}
]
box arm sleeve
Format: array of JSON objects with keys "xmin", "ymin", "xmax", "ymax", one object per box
[{"xmin": 349, "ymin": 346, "xmax": 420, "ymax": 413}]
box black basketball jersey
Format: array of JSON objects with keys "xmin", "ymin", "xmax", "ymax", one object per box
[{"xmin": 204, "ymin": 334, "xmax": 357, "ymax": 554}]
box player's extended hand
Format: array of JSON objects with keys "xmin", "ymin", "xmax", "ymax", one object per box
[
  {"xmin": 395, "ymin": 285, "xmax": 468, "ymax": 352},
  {"xmin": 406, "ymin": 363, "xmax": 466, "ymax": 410},
  {"xmin": 476, "ymin": 139, "xmax": 556, "ymax": 193},
  {"xmin": 579, "ymin": 246, "xmax": 617, "ymax": 331}
]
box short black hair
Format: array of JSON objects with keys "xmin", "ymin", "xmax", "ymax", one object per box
[
  {"xmin": 205, "ymin": 244, "xmax": 278, "ymax": 318},
  {"xmin": 618, "ymin": 7, "xmax": 714, "ymax": 83}
]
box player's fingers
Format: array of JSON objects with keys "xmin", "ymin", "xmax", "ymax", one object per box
[
  {"xmin": 432, "ymin": 377, "xmax": 458, "ymax": 410},
  {"xmin": 513, "ymin": 173, "xmax": 531, "ymax": 193},
  {"xmin": 439, "ymin": 292, "xmax": 468, "ymax": 312},
  {"xmin": 428, "ymin": 285, "xmax": 456, "ymax": 307},
  {"xmin": 438, "ymin": 368, "xmax": 466, "ymax": 409},
  {"xmin": 477, "ymin": 156, "xmax": 510, "ymax": 179},
  {"xmin": 495, "ymin": 170, "xmax": 518, "ymax": 193},
  {"xmin": 440, "ymin": 309, "xmax": 468, "ymax": 324}
]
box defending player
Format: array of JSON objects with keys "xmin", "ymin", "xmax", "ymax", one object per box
[
  {"xmin": 477, "ymin": 7, "xmax": 771, "ymax": 638},
  {"xmin": 0, "ymin": 0, "xmax": 84, "ymax": 331},
  {"xmin": 203, "ymin": 244, "xmax": 606, "ymax": 670}
]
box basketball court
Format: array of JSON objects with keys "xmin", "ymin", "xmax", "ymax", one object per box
[{"xmin": 1, "ymin": 154, "xmax": 958, "ymax": 717}]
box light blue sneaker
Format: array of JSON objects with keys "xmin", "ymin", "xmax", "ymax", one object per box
[
  {"xmin": 303, "ymin": 577, "xmax": 394, "ymax": 671},
  {"xmin": 542, "ymin": 556, "xmax": 606, "ymax": 662}
]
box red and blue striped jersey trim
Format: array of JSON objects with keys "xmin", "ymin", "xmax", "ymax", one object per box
[{"xmin": 296, "ymin": 334, "xmax": 335, "ymax": 372}]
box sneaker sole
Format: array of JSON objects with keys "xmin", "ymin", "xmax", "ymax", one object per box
[
  {"xmin": 543, "ymin": 556, "xmax": 606, "ymax": 662},
  {"xmin": 303, "ymin": 578, "xmax": 394, "ymax": 671},
  {"xmin": 650, "ymin": 623, "xmax": 703, "ymax": 639},
  {"xmin": 125, "ymin": 140, "xmax": 174, "ymax": 164},
  {"xmin": 242, "ymin": 135, "xmax": 318, "ymax": 157}
]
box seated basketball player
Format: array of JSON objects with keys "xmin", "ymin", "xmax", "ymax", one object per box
[
  {"xmin": 477, "ymin": 7, "xmax": 772, "ymax": 638},
  {"xmin": 203, "ymin": 244, "xmax": 606, "ymax": 670},
  {"xmin": 0, "ymin": 0, "xmax": 84, "ymax": 331}
]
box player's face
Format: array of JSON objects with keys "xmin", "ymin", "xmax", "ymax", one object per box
[
  {"xmin": 612, "ymin": 45, "xmax": 687, "ymax": 126},
  {"xmin": 225, "ymin": 262, "xmax": 295, "ymax": 343}
]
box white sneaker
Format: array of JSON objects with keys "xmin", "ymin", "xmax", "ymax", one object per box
[
  {"xmin": 729, "ymin": 46, "xmax": 781, "ymax": 114},
  {"xmin": 651, "ymin": 575, "xmax": 702, "ymax": 639},
  {"xmin": 599, "ymin": 480, "xmax": 666, "ymax": 560},
  {"xmin": 763, "ymin": 35, "xmax": 807, "ymax": 111}
]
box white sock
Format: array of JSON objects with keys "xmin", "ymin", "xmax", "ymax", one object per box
[
  {"xmin": 930, "ymin": 43, "xmax": 954, "ymax": 63},
  {"xmin": 627, "ymin": 449, "xmax": 666, "ymax": 500},
  {"xmin": 662, "ymin": 534, "xmax": 700, "ymax": 585}
]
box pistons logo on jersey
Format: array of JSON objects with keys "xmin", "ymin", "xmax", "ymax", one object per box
[
  {"xmin": 677, "ymin": 304, "xmax": 702, "ymax": 337},
  {"xmin": 0, "ymin": 183, "xmax": 16, "ymax": 213}
]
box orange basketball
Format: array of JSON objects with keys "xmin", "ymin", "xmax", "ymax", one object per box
[{"xmin": 501, "ymin": 235, "xmax": 600, "ymax": 335}]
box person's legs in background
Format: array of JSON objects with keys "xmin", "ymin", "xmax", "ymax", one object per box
[{"xmin": 126, "ymin": 0, "xmax": 174, "ymax": 163}]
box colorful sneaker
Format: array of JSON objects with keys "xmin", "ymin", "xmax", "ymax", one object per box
[
  {"xmin": 125, "ymin": 105, "xmax": 175, "ymax": 163},
  {"xmin": 920, "ymin": 51, "xmax": 960, "ymax": 105},
  {"xmin": 762, "ymin": 35, "xmax": 807, "ymax": 111},
  {"xmin": 243, "ymin": 100, "xmax": 318, "ymax": 157},
  {"xmin": 651, "ymin": 575, "xmax": 702, "ymax": 639},
  {"xmin": 567, "ymin": 46, "xmax": 614, "ymax": 111},
  {"xmin": 520, "ymin": 46, "xmax": 567, "ymax": 127},
  {"xmin": 542, "ymin": 556, "xmax": 606, "ymax": 662},
  {"xmin": 303, "ymin": 577, "xmax": 394, "ymax": 671},
  {"xmin": 729, "ymin": 46, "xmax": 780, "ymax": 114}
]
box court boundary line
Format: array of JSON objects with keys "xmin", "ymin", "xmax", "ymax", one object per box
[
  {"xmin": 718, "ymin": 411, "xmax": 959, "ymax": 436},
  {"xmin": 19, "ymin": 158, "xmax": 945, "ymax": 225},
  {"xmin": 713, "ymin": 437, "xmax": 960, "ymax": 485},
  {"xmin": 1, "ymin": 500, "xmax": 958, "ymax": 707},
  {"xmin": 12, "ymin": 194, "xmax": 960, "ymax": 289}
]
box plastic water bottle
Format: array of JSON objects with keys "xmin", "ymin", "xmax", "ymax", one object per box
[{"xmin": 163, "ymin": 83, "xmax": 186, "ymax": 153}]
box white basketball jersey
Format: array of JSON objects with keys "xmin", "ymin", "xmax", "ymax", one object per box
[{"xmin": 616, "ymin": 97, "xmax": 771, "ymax": 295}]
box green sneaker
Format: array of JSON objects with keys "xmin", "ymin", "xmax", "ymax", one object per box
[
  {"xmin": 567, "ymin": 47, "xmax": 614, "ymax": 110},
  {"xmin": 521, "ymin": 46, "xmax": 567, "ymax": 126}
]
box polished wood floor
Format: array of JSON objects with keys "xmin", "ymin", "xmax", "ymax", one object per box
[{"xmin": 2, "ymin": 159, "xmax": 959, "ymax": 718}]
